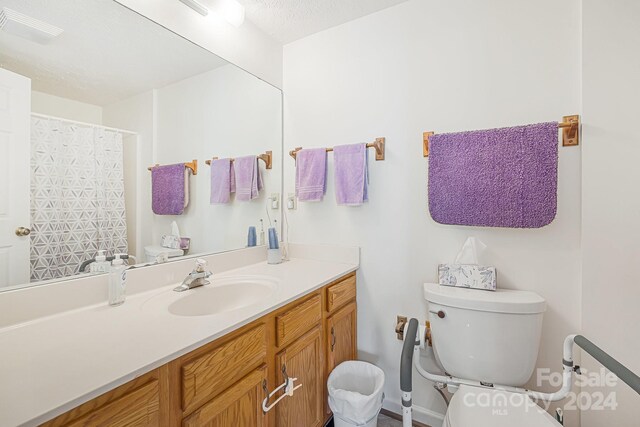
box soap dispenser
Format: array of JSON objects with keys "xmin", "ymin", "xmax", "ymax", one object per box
[
  {"xmin": 91, "ymin": 250, "xmax": 110, "ymax": 273},
  {"xmin": 109, "ymin": 257, "xmax": 127, "ymax": 306}
]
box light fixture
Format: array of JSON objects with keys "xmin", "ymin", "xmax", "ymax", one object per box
[
  {"xmin": 0, "ymin": 7, "xmax": 63, "ymax": 44},
  {"xmin": 179, "ymin": 0, "xmax": 209, "ymax": 16},
  {"xmin": 178, "ymin": 0, "xmax": 245, "ymax": 27},
  {"xmin": 218, "ymin": 0, "xmax": 245, "ymax": 27}
]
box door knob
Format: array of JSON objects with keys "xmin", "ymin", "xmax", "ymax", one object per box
[{"xmin": 15, "ymin": 227, "xmax": 31, "ymax": 237}]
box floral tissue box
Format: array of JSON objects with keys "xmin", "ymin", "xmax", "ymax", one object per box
[{"xmin": 438, "ymin": 264, "xmax": 497, "ymax": 291}]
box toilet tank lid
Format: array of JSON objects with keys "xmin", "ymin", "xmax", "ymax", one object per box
[{"xmin": 423, "ymin": 283, "xmax": 546, "ymax": 314}]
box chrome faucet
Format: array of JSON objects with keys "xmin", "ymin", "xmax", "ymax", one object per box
[{"xmin": 174, "ymin": 259, "xmax": 212, "ymax": 292}]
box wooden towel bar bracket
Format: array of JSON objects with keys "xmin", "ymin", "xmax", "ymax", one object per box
[
  {"xmin": 147, "ymin": 160, "xmax": 198, "ymax": 175},
  {"xmin": 422, "ymin": 115, "xmax": 581, "ymax": 157},
  {"xmin": 205, "ymin": 151, "xmax": 273, "ymax": 169},
  {"xmin": 289, "ymin": 137, "xmax": 386, "ymax": 161}
]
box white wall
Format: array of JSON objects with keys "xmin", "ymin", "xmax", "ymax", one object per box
[
  {"xmin": 114, "ymin": 0, "xmax": 283, "ymax": 88},
  {"xmin": 581, "ymin": 1, "xmax": 640, "ymax": 425},
  {"xmin": 103, "ymin": 91, "xmax": 156, "ymax": 261},
  {"xmin": 31, "ymin": 91, "xmax": 102, "ymax": 124},
  {"xmin": 154, "ymin": 64, "xmax": 282, "ymax": 254},
  {"xmin": 283, "ymin": 0, "xmax": 582, "ymax": 425}
]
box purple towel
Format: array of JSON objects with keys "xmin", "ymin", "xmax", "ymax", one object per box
[
  {"xmin": 152, "ymin": 163, "xmax": 186, "ymax": 215},
  {"xmin": 210, "ymin": 158, "xmax": 233, "ymax": 204},
  {"xmin": 295, "ymin": 148, "xmax": 327, "ymax": 202},
  {"xmin": 233, "ymin": 155, "xmax": 263, "ymax": 201},
  {"xmin": 334, "ymin": 143, "xmax": 368, "ymax": 206},
  {"xmin": 428, "ymin": 122, "xmax": 558, "ymax": 228}
]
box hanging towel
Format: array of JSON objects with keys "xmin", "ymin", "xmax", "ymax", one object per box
[
  {"xmin": 334, "ymin": 143, "xmax": 368, "ymax": 206},
  {"xmin": 210, "ymin": 158, "xmax": 234, "ymax": 204},
  {"xmin": 152, "ymin": 163, "xmax": 188, "ymax": 215},
  {"xmin": 428, "ymin": 122, "xmax": 558, "ymax": 228},
  {"xmin": 295, "ymin": 148, "xmax": 327, "ymax": 202},
  {"xmin": 233, "ymin": 155, "xmax": 263, "ymax": 201}
]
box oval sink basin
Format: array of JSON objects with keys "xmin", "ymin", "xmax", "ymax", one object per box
[{"xmin": 143, "ymin": 276, "xmax": 279, "ymax": 317}]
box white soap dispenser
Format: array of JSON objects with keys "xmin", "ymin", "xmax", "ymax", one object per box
[
  {"xmin": 109, "ymin": 257, "xmax": 127, "ymax": 306},
  {"xmin": 91, "ymin": 250, "xmax": 110, "ymax": 273}
]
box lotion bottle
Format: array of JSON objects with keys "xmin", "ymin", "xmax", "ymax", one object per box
[{"xmin": 109, "ymin": 258, "xmax": 127, "ymax": 306}]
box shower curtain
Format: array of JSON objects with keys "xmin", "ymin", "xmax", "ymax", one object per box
[{"xmin": 30, "ymin": 116, "xmax": 129, "ymax": 281}]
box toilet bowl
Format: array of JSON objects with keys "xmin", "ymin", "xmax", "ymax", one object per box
[{"xmin": 443, "ymin": 384, "xmax": 559, "ymax": 427}]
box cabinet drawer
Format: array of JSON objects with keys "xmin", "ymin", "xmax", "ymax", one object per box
[
  {"xmin": 181, "ymin": 324, "xmax": 267, "ymax": 414},
  {"xmin": 326, "ymin": 274, "xmax": 356, "ymax": 313},
  {"xmin": 276, "ymin": 294, "xmax": 322, "ymax": 347}
]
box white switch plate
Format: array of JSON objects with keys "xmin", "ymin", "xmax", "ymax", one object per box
[
  {"xmin": 270, "ymin": 193, "xmax": 280, "ymax": 209},
  {"xmin": 287, "ymin": 193, "xmax": 296, "ymax": 210}
]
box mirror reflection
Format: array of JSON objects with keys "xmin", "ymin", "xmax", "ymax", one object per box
[{"xmin": 0, "ymin": 0, "xmax": 282, "ymax": 290}]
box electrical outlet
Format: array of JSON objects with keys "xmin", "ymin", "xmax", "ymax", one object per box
[
  {"xmin": 270, "ymin": 193, "xmax": 279, "ymax": 209},
  {"xmin": 287, "ymin": 193, "xmax": 296, "ymax": 210}
]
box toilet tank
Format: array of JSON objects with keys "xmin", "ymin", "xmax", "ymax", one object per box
[{"xmin": 423, "ymin": 283, "xmax": 546, "ymax": 387}]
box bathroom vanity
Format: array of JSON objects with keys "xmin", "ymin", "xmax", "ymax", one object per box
[
  {"xmin": 0, "ymin": 245, "xmax": 359, "ymax": 427},
  {"xmin": 43, "ymin": 273, "xmax": 356, "ymax": 427}
]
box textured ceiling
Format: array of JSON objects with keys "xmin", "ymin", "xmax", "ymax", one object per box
[
  {"xmin": 0, "ymin": 0, "xmax": 227, "ymax": 106},
  {"xmin": 236, "ymin": 0, "xmax": 410, "ymax": 43}
]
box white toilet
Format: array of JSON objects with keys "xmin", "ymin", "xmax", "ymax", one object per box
[
  {"xmin": 423, "ymin": 283, "xmax": 560, "ymax": 426},
  {"xmin": 144, "ymin": 245, "xmax": 184, "ymax": 263}
]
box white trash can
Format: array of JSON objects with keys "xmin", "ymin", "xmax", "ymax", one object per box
[{"xmin": 328, "ymin": 361, "xmax": 385, "ymax": 427}]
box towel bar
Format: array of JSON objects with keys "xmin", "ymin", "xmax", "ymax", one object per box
[
  {"xmin": 147, "ymin": 160, "xmax": 198, "ymax": 175},
  {"xmin": 205, "ymin": 151, "xmax": 273, "ymax": 169},
  {"xmin": 422, "ymin": 115, "xmax": 580, "ymax": 157},
  {"xmin": 289, "ymin": 137, "xmax": 385, "ymax": 161}
]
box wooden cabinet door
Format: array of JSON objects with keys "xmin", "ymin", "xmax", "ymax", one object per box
[
  {"xmin": 275, "ymin": 327, "xmax": 323, "ymax": 427},
  {"xmin": 327, "ymin": 302, "xmax": 357, "ymax": 374},
  {"xmin": 182, "ymin": 366, "xmax": 267, "ymax": 427}
]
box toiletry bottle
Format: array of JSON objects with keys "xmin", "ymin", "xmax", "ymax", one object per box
[
  {"xmin": 109, "ymin": 258, "xmax": 127, "ymax": 306},
  {"xmin": 248, "ymin": 226, "xmax": 257, "ymax": 247},
  {"xmin": 91, "ymin": 250, "xmax": 109, "ymax": 273}
]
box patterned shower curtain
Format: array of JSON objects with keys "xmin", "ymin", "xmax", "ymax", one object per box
[{"xmin": 30, "ymin": 116, "xmax": 129, "ymax": 281}]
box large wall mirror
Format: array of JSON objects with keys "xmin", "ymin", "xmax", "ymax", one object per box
[{"xmin": 0, "ymin": 0, "xmax": 283, "ymax": 291}]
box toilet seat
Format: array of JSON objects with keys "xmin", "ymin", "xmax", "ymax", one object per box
[{"xmin": 443, "ymin": 385, "xmax": 560, "ymax": 427}]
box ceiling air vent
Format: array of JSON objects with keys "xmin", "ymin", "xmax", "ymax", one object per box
[{"xmin": 0, "ymin": 7, "xmax": 63, "ymax": 44}]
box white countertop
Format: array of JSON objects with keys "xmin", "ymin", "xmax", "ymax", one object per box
[{"xmin": 0, "ymin": 256, "xmax": 358, "ymax": 427}]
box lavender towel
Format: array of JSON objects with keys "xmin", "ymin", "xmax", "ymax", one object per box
[
  {"xmin": 295, "ymin": 148, "xmax": 327, "ymax": 202},
  {"xmin": 233, "ymin": 155, "xmax": 263, "ymax": 201},
  {"xmin": 428, "ymin": 122, "xmax": 558, "ymax": 228},
  {"xmin": 334, "ymin": 143, "xmax": 368, "ymax": 206},
  {"xmin": 209, "ymin": 158, "xmax": 234, "ymax": 204},
  {"xmin": 152, "ymin": 163, "xmax": 187, "ymax": 215}
]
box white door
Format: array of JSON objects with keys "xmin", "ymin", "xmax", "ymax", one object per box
[{"xmin": 0, "ymin": 68, "xmax": 31, "ymax": 288}]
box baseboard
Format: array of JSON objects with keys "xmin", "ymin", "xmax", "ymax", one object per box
[{"xmin": 382, "ymin": 400, "xmax": 445, "ymax": 427}]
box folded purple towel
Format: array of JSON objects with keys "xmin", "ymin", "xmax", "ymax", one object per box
[
  {"xmin": 428, "ymin": 122, "xmax": 558, "ymax": 228},
  {"xmin": 152, "ymin": 163, "xmax": 187, "ymax": 215},
  {"xmin": 233, "ymin": 155, "xmax": 263, "ymax": 201},
  {"xmin": 210, "ymin": 158, "xmax": 233, "ymax": 204},
  {"xmin": 334, "ymin": 143, "xmax": 368, "ymax": 206},
  {"xmin": 295, "ymin": 148, "xmax": 327, "ymax": 202}
]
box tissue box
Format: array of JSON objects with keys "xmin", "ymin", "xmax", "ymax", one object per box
[
  {"xmin": 161, "ymin": 234, "xmax": 181, "ymax": 249},
  {"xmin": 438, "ymin": 264, "xmax": 497, "ymax": 291}
]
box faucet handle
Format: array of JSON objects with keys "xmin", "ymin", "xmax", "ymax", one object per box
[{"xmin": 195, "ymin": 258, "xmax": 207, "ymax": 273}]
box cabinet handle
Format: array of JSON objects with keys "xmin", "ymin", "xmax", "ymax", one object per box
[
  {"xmin": 331, "ymin": 327, "xmax": 336, "ymax": 351},
  {"xmin": 262, "ymin": 368, "xmax": 303, "ymax": 413}
]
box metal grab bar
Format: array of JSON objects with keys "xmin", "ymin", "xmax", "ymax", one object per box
[{"xmin": 574, "ymin": 335, "xmax": 640, "ymax": 395}]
